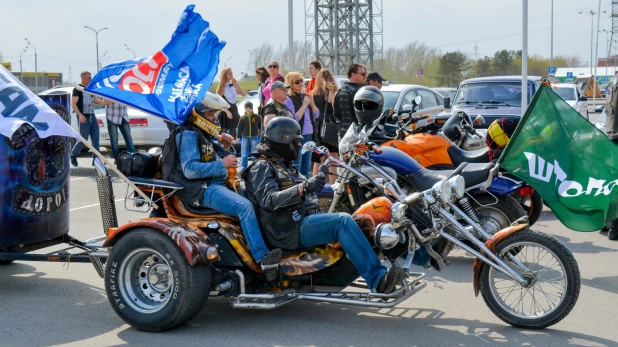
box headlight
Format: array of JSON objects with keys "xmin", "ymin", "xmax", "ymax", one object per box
[
  {"xmin": 374, "ymin": 223, "xmax": 400, "ymax": 249},
  {"xmin": 448, "ymin": 175, "xmax": 465, "ymax": 199},
  {"xmin": 432, "ymin": 180, "xmax": 452, "ymax": 203},
  {"xmin": 390, "ymin": 202, "xmax": 408, "ymax": 221}
]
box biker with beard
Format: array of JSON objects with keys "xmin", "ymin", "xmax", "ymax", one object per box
[
  {"xmin": 242, "ymin": 116, "xmax": 403, "ymax": 293},
  {"xmin": 161, "ymin": 92, "xmax": 282, "ymax": 280}
]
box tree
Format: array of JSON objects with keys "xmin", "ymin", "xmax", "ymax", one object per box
[
  {"xmin": 491, "ymin": 50, "xmax": 517, "ymax": 75},
  {"xmin": 246, "ymin": 43, "xmax": 276, "ymax": 72},
  {"xmin": 437, "ymin": 51, "xmax": 469, "ymax": 87},
  {"xmin": 472, "ymin": 56, "xmax": 492, "ymax": 77}
]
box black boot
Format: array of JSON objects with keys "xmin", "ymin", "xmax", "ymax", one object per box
[
  {"xmin": 70, "ymin": 155, "xmax": 78, "ymax": 167},
  {"xmin": 377, "ymin": 266, "xmax": 405, "ymax": 294},
  {"xmin": 260, "ymin": 248, "xmax": 282, "ymax": 281},
  {"xmin": 608, "ymin": 220, "xmax": 618, "ymax": 241}
]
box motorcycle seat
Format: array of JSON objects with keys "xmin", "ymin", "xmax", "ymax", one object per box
[
  {"xmin": 447, "ymin": 146, "xmax": 490, "ymax": 166},
  {"xmin": 406, "ymin": 162, "xmax": 493, "ymax": 191}
]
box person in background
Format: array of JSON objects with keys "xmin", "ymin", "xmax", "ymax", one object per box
[
  {"xmin": 255, "ymin": 67, "xmax": 269, "ymax": 111},
  {"xmin": 305, "ymin": 60, "xmax": 322, "ymax": 95},
  {"xmin": 334, "ymin": 63, "xmax": 366, "ymax": 138},
  {"xmin": 165, "ymin": 121, "xmax": 177, "ymax": 133},
  {"xmin": 284, "ymin": 72, "xmax": 319, "ymax": 178},
  {"xmin": 311, "ymin": 69, "xmax": 339, "ymax": 184},
  {"xmin": 70, "ymin": 71, "xmax": 108, "ymax": 167},
  {"xmin": 262, "ymin": 81, "xmax": 295, "ymax": 128},
  {"xmin": 366, "ymin": 72, "xmax": 387, "ymax": 90},
  {"xmin": 262, "ymin": 60, "xmax": 285, "ymax": 104},
  {"xmin": 216, "ymin": 67, "xmax": 246, "ymax": 139},
  {"xmin": 238, "ymin": 101, "xmax": 262, "ymax": 172},
  {"xmin": 105, "ymin": 101, "xmax": 135, "ymax": 162}
]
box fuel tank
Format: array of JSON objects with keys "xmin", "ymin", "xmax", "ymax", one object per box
[{"xmin": 369, "ymin": 145, "xmax": 423, "ymax": 175}]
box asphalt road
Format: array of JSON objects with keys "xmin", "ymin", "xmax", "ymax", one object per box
[{"xmin": 1, "ymin": 172, "xmax": 618, "ymax": 347}]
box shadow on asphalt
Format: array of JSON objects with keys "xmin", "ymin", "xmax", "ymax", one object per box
[
  {"xmin": 114, "ymin": 297, "xmax": 617, "ymax": 347},
  {"xmin": 1, "ymin": 262, "xmax": 616, "ymax": 347}
]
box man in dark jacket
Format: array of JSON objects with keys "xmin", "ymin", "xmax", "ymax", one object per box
[
  {"xmin": 243, "ymin": 117, "xmax": 403, "ymax": 293},
  {"xmin": 334, "ymin": 63, "xmax": 367, "ymax": 137}
]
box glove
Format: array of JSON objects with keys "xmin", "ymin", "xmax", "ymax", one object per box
[{"xmin": 304, "ymin": 175, "xmax": 327, "ymax": 194}]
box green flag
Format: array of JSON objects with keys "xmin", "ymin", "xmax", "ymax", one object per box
[{"xmin": 498, "ymin": 83, "xmax": 618, "ymax": 232}]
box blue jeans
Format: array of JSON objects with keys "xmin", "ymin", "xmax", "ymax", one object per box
[
  {"xmin": 240, "ymin": 136, "xmax": 260, "ymax": 172},
  {"xmin": 202, "ymin": 184, "xmax": 271, "ymax": 263},
  {"xmin": 293, "ymin": 134, "xmax": 313, "ymax": 178},
  {"xmin": 71, "ymin": 114, "xmax": 100, "ymax": 158},
  {"xmin": 107, "ymin": 118, "xmax": 135, "ymax": 159},
  {"xmin": 299, "ymin": 212, "xmax": 387, "ymax": 291}
]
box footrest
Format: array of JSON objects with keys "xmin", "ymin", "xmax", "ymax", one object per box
[
  {"xmin": 297, "ymin": 272, "xmax": 426, "ymax": 309},
  {"xmin": 231, "ymin": 289, "xmax": 298, "ymax": 309}
]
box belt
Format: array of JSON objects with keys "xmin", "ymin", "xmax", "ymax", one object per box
[
  {"xmin": 83, "ymin": 113, "xmax": 95, "ymax": 116},
  {"xmin": 304, "ymin": 208, "xmax": 320, "ymax": 216}
]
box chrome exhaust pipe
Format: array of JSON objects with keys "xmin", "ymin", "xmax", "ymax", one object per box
[{"xmin": 94, "ymin": 157, "xmax": 118, "ymax": 235}]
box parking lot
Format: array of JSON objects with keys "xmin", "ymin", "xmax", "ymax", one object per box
[{"xmin": 1, "ymin": 136, "xmax": 618, "ymax": 346}]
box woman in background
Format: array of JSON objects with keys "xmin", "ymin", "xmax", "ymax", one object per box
[
  {"xmin": 216, "ymin": 67, "xmax": 246, "ymax": 138},
  {"xmin": 312, "ymin": 69, "xmax": 339, "ymax": 184},
  {"xmin": 283, "ymin": 72, "xmax": 319, "ymax": 178}
]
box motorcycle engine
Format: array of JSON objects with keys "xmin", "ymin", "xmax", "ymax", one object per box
[{"xmin": 461, "ymin": 133, "xmax": 487, "ymax": 151}]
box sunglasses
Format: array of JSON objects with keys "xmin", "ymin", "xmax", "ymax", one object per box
[
  {"xmin": 293, "ymin": 79, "xmax": 303, "ymax": 85},
  {"xmin": 358, "ymin": 72, "xmax": 367, "ymax": 77},
  {"xmin": 268, "ymin": 64, "xmax": 279, "ymax": 69}
]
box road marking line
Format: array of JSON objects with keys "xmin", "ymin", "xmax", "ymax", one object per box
[
  {"xmin": 70, "ymin": 198, "xmax": 124, "ymax": 212},
  {"xmin": 70, "ymin": 177, "xmax": 89, "ymax": 181}
]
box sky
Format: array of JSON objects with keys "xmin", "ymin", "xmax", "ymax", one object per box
[{"xmin": 0, "ymin": 0, "xmax": 612, "ymax": 84}]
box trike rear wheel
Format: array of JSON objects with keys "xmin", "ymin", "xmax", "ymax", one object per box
[{"xmin": 105, "ymin": 228, "xmax": 211, "ymax": 332}]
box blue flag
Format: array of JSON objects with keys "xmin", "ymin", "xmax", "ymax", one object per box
[{"xmin": 86, "ymin": 5, "xmax": 225, "ymax": 124}]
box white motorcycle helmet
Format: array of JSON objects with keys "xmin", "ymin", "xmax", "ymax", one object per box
[{"xmin": 197, "ymin": 92, "xmax": 230, "ymax": 112}]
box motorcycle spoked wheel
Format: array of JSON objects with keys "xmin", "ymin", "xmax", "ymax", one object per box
[
  {"xmin": 479, "ymin": 229, "xmax": 580, "ymax": 329},
  {"xmin": 471, "ymin": 195, "xmax": 526, "ymax": 236},
  {"xmin": 105, "ymin": 228, "xmax": 211, "ymax": 332},
  {"xmin": 516, "ymin": 191, "xmax": 543, "ymax": 226}
]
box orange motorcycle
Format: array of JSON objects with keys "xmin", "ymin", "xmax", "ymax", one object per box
[{"xmin": 371, "ymin": 104, "xmax": 543, "ymax": 226}]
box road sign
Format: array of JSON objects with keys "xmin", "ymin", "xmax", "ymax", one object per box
[
  {"xmin": 548, "ymin": 65, "xmax": 556, "ymax": 77},
  {"xmin": 1, "ymin": 62, "xmax": 11, "ymax": 71},
  {"xmin": 566, "ymin": 72, "xmax": 573, "ymax": 79}
]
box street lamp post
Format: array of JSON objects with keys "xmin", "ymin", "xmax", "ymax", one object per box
[
  {"xmin": 124, "ymin": 44, "xmax": 136, "ymax": 59},
  {"xmin": 601, "ymin": 29, "xmax": 611, "ymax": 81},
  {"xmin": 580, "ymin": 11, "xmax": 597, "ymax": 75},
  {"xmin": 550, "ymin": 0, "xmax": 553, "ymax": 67},
  {"xmin": 19, "ymin": 45, "xmax": 28, "ymax": 82},
  {"xmin": 84, "ymin": 26, "xmax": 108, "ymax": 72},
  {"xmin": 24, "ymin": 38, "xmax": 37, "ymax": 93}
]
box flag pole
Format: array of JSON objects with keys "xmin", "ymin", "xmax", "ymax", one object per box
[
  {"xmin": 77, "ymin": 136, "xmax": 158, "ymax": 209},
  {"xmin": 522, "ymin": 0, "xmax": 528, "ymax": 114}
]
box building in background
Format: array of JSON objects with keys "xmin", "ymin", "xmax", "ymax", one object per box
[{"xmin": 11, "ymin": 72, "xmax": 64, "ymax": 94}]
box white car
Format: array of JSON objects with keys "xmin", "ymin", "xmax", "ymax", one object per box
[
  {"xmin": 39, "ymin": 86, "xmax": 170, "ymax": 151},
  {"xmin": 553, "ymin": 83, "xmax": 588, "ymax": 120}
]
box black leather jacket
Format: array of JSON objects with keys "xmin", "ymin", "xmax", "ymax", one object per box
[
  {"xmin": 334, "ymin": 81, "xmax": 362, "ymax": 137},
  {"xmin": 243, "ymin": 144, "xmax": 320, "ymax": 249}
]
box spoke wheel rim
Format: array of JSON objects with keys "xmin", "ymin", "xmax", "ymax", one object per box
[
  {"xmin": 118, "ymin": 248, "xmax": 174, "ymax": 314},
  {"xmin": 488, "ymin": 242, "xmax": 567, "ymax": 319}
]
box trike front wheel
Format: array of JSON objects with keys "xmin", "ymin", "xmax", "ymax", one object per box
[{"xmin": 479, "ymin": 229, "xmax": 580, "ymax": 329}]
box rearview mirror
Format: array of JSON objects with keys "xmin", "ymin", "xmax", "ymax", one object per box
[
  {"xmin": 402, "ymin": 104, "xmax": 413, "ymax": 112},
  {"xmin": 444, "ymin": 97, "xmax": 451, "ymax": 109},
  {"xmin": 413, "ymin": 95, "xmax": 423, "ymax": 106},
  {"xmin": 301, "ymin": 141, "xmax": 316, "ymax": 154},
  {"xmin": 579, "ymin": 96, "xmax": 588, "ymax": 102}
]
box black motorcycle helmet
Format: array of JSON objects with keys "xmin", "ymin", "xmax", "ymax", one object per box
[
  {"xmin": 263, "ymin": 117, "xmax": 304, "ymax": 161},
  {"xmin": 354, "ymin": 86, "xmax": 384, "ymax": 126}
]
